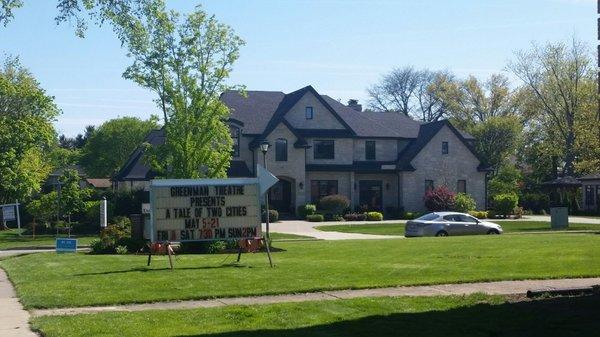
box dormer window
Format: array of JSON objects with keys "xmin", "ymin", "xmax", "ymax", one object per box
[
  {"xmin": 305, "ymin": 106, "xmax": 313, "ymax": 120},
  {"xmin": 442, "ymin": 141, "xmax": 449, "ymax": 155}
]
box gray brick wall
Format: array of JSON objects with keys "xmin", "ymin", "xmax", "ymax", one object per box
[
  {"xmin": 353, "ymin": 139, "xmax": 397, "ymax": 161},
  {"xmin": 285, "ymin": 92, "xmax": 345, "ymax": 130},
  {"xmin": 401, "ymin": 125, "xmax": 486, "ymax": 211}
]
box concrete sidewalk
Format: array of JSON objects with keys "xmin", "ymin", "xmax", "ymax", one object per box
[
  {"xmin": 31, "ymin": 277, "xmax": 600, "ymax": 317},
  {"xmin": 0, "ymin": 269, "xmax": 38, "ymax": 336},
  {"xmin": 265, "ymin": 220, "xmax": 404, "ymax": 240}
]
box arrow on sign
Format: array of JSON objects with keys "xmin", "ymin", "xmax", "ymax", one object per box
[{"xmin": 257, "ymin": 164, "xmax": 279, "ymax": 196}]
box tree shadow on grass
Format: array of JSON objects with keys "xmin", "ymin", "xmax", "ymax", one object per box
[
  {"xmin": 176, "ymin": 295, "xmax": 600, "ymax": 337},
  {"xmin": 73, "ymin": 263, "xmax": 257, "ymax": 276}
]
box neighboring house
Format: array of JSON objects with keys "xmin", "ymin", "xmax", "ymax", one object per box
[
  {"xmin": 580, "ymin": 174, "xmax": 600, "ymax": 213},
  {"xmin": 46, "ymin": 165, "xmax": 112, "ymax": 192},
  {"xmin": 113, "ymin": 85, "xmax": 490, "ymax": 213},
  {"xmin": 44, "ymin": 165, "xmax": 88, "ymax": 192},
  {"xmin": 85, "ymin": 178, "xmax": 112, "ymax": 190}
]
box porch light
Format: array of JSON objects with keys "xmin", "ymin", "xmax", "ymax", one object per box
[
  {"xmin": 299, "ymin": 182, "xmax": 304, "ymax": 190},
  {"xmin": 260, "ymin": 140, "xmax": 270, "ymax": 154}
]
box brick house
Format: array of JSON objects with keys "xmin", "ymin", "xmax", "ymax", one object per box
[{"xmin": 113, "ymin": 85, "xmax": 490, "ymax": 214}]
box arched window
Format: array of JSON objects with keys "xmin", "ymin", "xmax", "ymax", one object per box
[
  {"xmin": 275, "ymin": 138, "xmax": 287, "ymax": 161},
  {"xmin": 230, "ymin": 126, "xmax": 240, "ymax": 157}
]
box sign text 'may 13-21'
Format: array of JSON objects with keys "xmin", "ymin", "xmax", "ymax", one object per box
[{"xmin": 151, "ymin": 179, "xmax": 261, "ymax": 242}]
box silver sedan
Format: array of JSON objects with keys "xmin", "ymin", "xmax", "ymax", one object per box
[{"xmin": 405, "ymin": 212, "xmax": 503, "ymax": 237}]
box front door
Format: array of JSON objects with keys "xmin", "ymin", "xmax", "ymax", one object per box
[
  {"xmin": 269, "ymin": 179, "xmax": 292, "ymax": 213},
  {"xmin": 359, "ymin": 180, "xmax": 383, "ymax": 211}
]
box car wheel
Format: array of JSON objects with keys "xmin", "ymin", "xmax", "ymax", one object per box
[
  {"xmin": 487, "ymin": 229, "xmax": 500, "ymax": 235},
  {"xmin": 435, "ymin": 230, "xmax": 448, "ymax": 237}
]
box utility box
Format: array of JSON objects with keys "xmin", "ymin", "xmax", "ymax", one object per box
[{"xmin": 550, "ymin": 207, "xmax": 569, "ymax": 229}]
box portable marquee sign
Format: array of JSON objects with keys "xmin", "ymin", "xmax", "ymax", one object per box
[{"xmin": 147, "ymin": 165, "xmax": 278, "ymax": 268}]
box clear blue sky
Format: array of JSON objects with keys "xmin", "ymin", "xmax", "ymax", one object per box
[{"xmin": 0, "ymin": 0, "xmax": 595, "ymax": 136}]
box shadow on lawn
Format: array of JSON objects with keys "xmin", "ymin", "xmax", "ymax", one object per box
[
  {"xmin": 73, "ymin": 263, "xmax": 254, "ymax": 276},
  {"xmin": 176, "ymin": 295, "xmax": 600, "ymax": 337}
]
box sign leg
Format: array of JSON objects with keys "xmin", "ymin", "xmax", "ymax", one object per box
[
  {"xmin": 166, "ymin": 242, "xmax": 174, "ymax": 270},
  {"xmin": 147, "ymin": 244, "xmax": 153, "ymax": 266},
  {"xmin": 263, "ymin": 237, "xmax": 273, "ymax": 268},
  {"xmin": 236, "ymin": 242, "xmax": 243, "ymax": 262}
]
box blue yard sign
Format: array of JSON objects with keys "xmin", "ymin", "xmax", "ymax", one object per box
[{"xmin": 56, "ymin": 238, "xmax": 77, "ymax": 253}]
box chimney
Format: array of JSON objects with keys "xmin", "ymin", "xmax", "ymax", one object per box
[{"xmin": 347, "ymin": 99, "xmax": 362, "ymax": 112}]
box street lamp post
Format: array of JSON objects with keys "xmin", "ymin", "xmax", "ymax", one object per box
[{"xmin": 260, "ymin": 140, "xmax": 271, "ymax": 245}]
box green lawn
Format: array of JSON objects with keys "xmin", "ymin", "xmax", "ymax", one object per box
[
  {"xmin": 269, "ymin": 232, "xmax": 315, "ymax": 241},
  {"xmin": 316, "ymin": 221, "xmax": 600, "ymax": 236},
  {"xmin": 0, "ymin": 229, "xmax": 96, "ymax": 250},
  {"xmin": 31, "ymin": 294, "xmax": 600, "ymax": 337},
  {"xmin": 3, "ymin": 233, "xmax": 600, "ymax": 309}
]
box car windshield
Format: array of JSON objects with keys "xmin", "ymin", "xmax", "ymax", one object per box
[{"xmin": 415, "ymin": 213, "xmax": 439, "ymax": 221}]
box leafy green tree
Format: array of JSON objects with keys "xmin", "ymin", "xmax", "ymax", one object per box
[
  {"xmin": 469, "ymin": 116, "xmax": 522, "ymax": 172},
  {"xmin": 112, "ymin": 1, "xmax": 244, "ymax": 178},
  {"xmin": 81, "ymin": 116, "xmax": 158, "ymax": 177},
  {"xmin": 488, "ymin": 165, "xmax": 522, "ymax": 197},
  {"xmin": 442, "ymin": 74, "xmax": 520, "ymax": 129},
  {"xmin": 57, "ymin": 169, "xmax": 93, "ymax": 219},
  {"xmin": 0, "ymin": 56, "xmax": 58, "ymax": 204},
  {"xmin": 1, "ymin": 0, "xmax": 146, "ymax": 37},
  {"xmin": 26, "ymin": 191, "xmax": 58, "ymax": 225},
  {"xmin": 508, "ymin": 39, "xmax": 596, "ymax": 176}
]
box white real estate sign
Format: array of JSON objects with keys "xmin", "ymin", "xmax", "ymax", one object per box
[
  {"xmin": 2, "ymin": 205, "xmax": 15, "ymax": 221},
  {"xmin": 149, "ymin": 172, "xmax": 277, "ymax": 242}
]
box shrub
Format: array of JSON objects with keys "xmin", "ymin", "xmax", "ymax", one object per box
[
  {"xmin": 487, "ymin": 210, "xmax": 497, "ymax": 219},
  {"xmin": 318, "ymin": 195, "xmax": 350, "ymax": 217},
  {"xmin": 116, "ymin": 237, "xmax": 147, "ymax": 253},
  {"xmin": 207, "ymin": 241, "xmax": 228, "ymax": 254},
  {"xmin": 424, "ymin": 186, "xmax": 456, "ymax": 211},
  {"xmin": 401, "ymin": 211, "xmax": 422, "ymax": 220},
  {"xmin": 468, "ymin": 210, "xmax": 488, "ymax": 219},
  {"xmin": 493, "ymin": 193, "xmax": 519, "ymax": 217},
  {"xmin": 100, "ymin": 217, "xmax": 131, "ymax": 246},
  {"xmin": 513, "ymin": 206, "xmax": 524, "ymax": 219},
  {"xmin": 454, "ymin": 193, "xmax": 476, "ymax": 213},
  {"xmin": 115, "ymin": 245, "xmax": 128, "ymax": 255},
  {"xmin": 306, "ymin": 214, "xmax": 324, "ymax": 222},
  {"xmin": 261, "ymin": 209, "xmax": 279, "ymax": 222},
  {"xmin": 520, "ymin": 193, "xmax": 550, "ymax": 214},
  {"xmin": 343, "ymin": 213, "xmax": 367, "ymax": 221},
  {"xmin": 366, "ymin": 211, "xmax": 383, "ymax": 221},
  {"xmin": 354, "ymin": 204, "xmax": 369, "ymax": 213},
  {"xmin": 89, "ymin": 239, "xmax": 113, "ymax": 254},
  {"xmin": 297, "ymin": 204, "xmax": 317, "ymax": 218}
]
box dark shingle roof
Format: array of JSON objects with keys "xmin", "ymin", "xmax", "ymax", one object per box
[
  {"xmin": 114, "ymin": 128, "xmax": 253, "ymax": 180},
  {"xmin": 220, "ymin": 90, "xmax": 285, "ymax": 135},
  {"xmin": 114, "ymin": 129, "xmax": 165, "ymax": 180},
  {"xmin": 579, "ymin": 174, "xmax": 600, "ymax": 181},
  {"xmin": 321, "ymin": 95, "xmax": 422, "ymax": 139}
]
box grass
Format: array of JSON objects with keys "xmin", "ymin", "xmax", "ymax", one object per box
[
  {"xmin": 316, "ymin": 221, "xmax": 600, "ymax": 236},
  {"xmin": 31, "ymin": 294, "xmax": 600, "ymax": 337},
  {"xmin": 0, "ymin": 229, "xmax": 96, "ymax": 250},
  {"xmin": 269, "ymin": 232, "xmax": 314, "ymax": 240},
  {"xmin": 3, "ymin": 233, "xmax": 600, "ymax": 309}
]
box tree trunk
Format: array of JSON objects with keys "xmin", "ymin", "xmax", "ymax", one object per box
[{"xmin": 562, "ymin": 130, "xmax": 576, "ymax": 176}]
